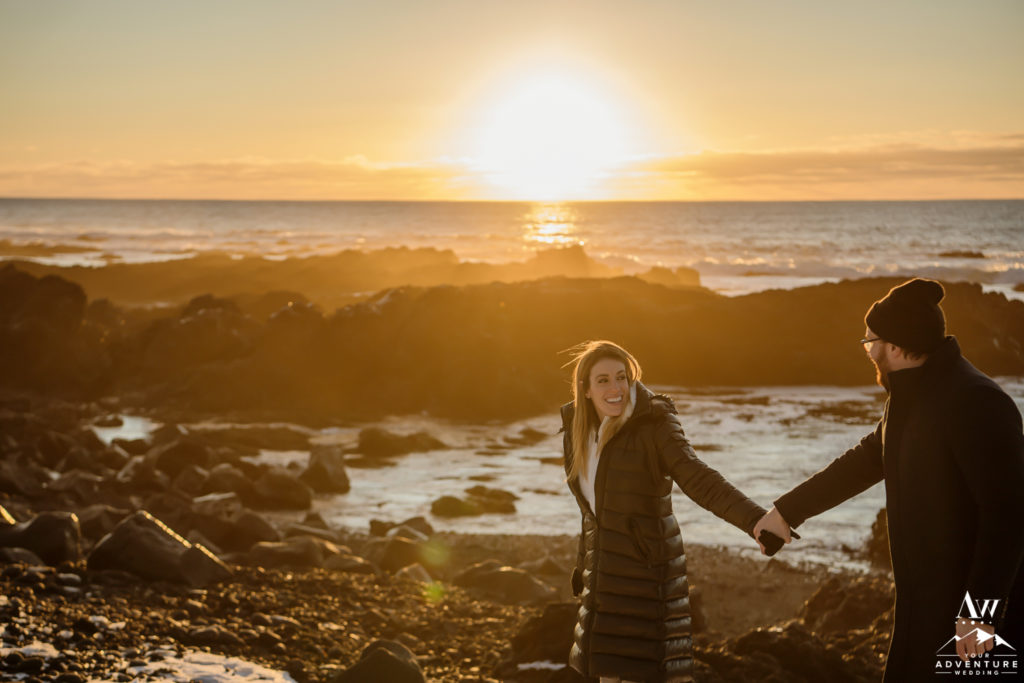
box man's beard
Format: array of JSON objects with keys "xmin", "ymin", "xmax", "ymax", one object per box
[{"xmin": 873, "ymin": 355, "xmax": 891, "ymax": 392}]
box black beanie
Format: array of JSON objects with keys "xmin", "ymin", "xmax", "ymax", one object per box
[{"xmin": 865, "ymin": 278, "xmax": 946, "ymax": 353}]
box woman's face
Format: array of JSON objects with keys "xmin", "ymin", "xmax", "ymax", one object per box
[{"xmin": 586, "ymin": 357, "xmax": 629, "ymax": 420}]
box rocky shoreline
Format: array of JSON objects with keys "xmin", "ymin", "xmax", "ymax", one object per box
[
  {"xmin": 0, "ymin": 390, "xmax": 900, "ymax": 682},
  {"xmin": 3, "ymin": 260, "xmax": 1023, "ymax": 423}
]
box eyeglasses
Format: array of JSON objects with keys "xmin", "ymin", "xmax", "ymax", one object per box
[{"xmin": 859, "ymin": 336, "xmax": 882, "ymax": 346}]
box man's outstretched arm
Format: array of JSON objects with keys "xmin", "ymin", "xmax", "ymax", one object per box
[{"xmin": 761, "ymin": 421, "xmax": 885, "ymax": 547}]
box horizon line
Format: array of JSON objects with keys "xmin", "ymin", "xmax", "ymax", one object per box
[{"xmin": 3, "ymin": 196, "xmax": 1023, "ymax": 204}]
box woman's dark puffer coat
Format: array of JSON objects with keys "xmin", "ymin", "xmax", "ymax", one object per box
[{"xmin": 561, "ymin": 382, "xmax": 766, "ymax": 682}]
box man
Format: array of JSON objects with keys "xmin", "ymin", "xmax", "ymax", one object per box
[{"xmin": 755, "ymin": 278, "xmax": 1024, "ymax": 681}]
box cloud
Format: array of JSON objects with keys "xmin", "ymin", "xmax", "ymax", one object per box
[
  {"xmin": 617, "ymin": 137, "xmax": 1024, "ymax": 199},
  {"xmin": 1, "ymin": 135, "xmax": 1022, "ymax": 200},
  {"xmin": 0, "ymin": 156, "xmax": 481, "ymax": 200}
]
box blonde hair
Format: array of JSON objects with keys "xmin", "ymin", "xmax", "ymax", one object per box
[{"xmin": 562, "ymin": 340, "xmax": 642, "ymax": 481}]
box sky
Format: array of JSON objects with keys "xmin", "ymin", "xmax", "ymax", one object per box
[{"xmin": 1, "ymin": 0, "xmax": 1022, "ymax": 200}]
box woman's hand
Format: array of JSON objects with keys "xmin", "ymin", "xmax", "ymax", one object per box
[{"xmin": 753, "ymin": 506, "xmax": 792, "ymax": 555}]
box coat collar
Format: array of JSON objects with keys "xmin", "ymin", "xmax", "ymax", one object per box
[{"xmin": 886, "ymin": 335, "xmax": 961, "ymax": 397}]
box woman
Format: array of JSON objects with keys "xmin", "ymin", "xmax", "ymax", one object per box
[{"xmin": 561, "ymin": 340, "xmax": 766, "ymax": 683}]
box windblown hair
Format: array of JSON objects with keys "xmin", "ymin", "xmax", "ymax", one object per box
[{"xmin": 563, "ymin": 340, "xmax": 642, "ymax": 481}]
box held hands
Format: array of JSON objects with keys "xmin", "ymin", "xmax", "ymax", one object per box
[
  {"xmin": 956, "ymin": 617, "xmax": 996, "ymax": 662},
  {"xmin": 753, "ymin": 506, "xmax": 796, "ymax": 556}
]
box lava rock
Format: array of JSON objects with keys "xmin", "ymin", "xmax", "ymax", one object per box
[
  {"xmin": 329, "ymin": 639, "xmax": 425, "ymax": 683},
  {"xmin": 249, "ymin": 536, "xmax": 325, "ymax": 569},
  {"xmin": 252, "ymin": 467, "xmax": 313, "ymax": 510},
  {"xmin": 0, "ymin": 511, "xmax": 81, "ymax": 565},
  {"xmin": 453, "ymin": 560, "xmax": 557, "ymax": 605},
  {"xmin": 300, "ymin": 445, "xmax": 350, "ymax": 493},
  {"xmin": 801, "ymin": 576, "xmax": 894, "ymax": 635},
  {"xmin": 87, "ymin": 510, "xmax": 231, "ymax": 586},
  {"xmin": 356, "ymin": 427, "xmax": 446, "ymax": 458}
]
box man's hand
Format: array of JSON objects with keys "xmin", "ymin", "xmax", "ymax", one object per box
[
  {"xmin": 956, "ymin": 617, "xmax": 995, "ymax": 662},
  {"xmin": 753, "ymin": 506, "xmax": 792, "ymax": 555}
]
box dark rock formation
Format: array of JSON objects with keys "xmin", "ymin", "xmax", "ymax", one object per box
[
  {"xmin": 300, "ymin": 446, "xmax": 351, "ymax": 493},
  {"xmin": 863, "ymin": 508, "xmax": 891, "ymax": 570},
  {"xmin": 329, "ymin": 639, "xmax": 426, "ymax": 683},
  {"xmin": 252, "ymin": 467, "xmax": 313, "ymax": 510},
  {"xmin": 453, "ymin": 560, "xmax": 557, "ymax": 605},
  {"xmin": 86, "ymin": 510, "xmax": 231, "ymax": 586},
  {"xmin": 800, "ymin": 576, "xmax": 894, "ymax": 635},
  {"xmin": 357, "ymin": 428, "xmax": 446, "ymax": 458},
  {"xmin": 0, "ymin": 511, "xmax": 81, "ymax": 565}
]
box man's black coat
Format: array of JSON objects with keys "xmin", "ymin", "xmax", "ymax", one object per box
[{"xmin": 776, "ymin": 337, "xmax": 1024, "ymax": 681}]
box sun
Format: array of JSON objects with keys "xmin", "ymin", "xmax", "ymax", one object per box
[{"xmin": 470, "ymin": 72, "xmax": 633, "ymax": 200}]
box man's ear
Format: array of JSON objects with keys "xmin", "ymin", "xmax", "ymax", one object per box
[{"xmin": 890, "ymin": 344, "xmax": 911, "ymax": 361}]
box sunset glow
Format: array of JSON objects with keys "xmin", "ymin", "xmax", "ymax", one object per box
[
  {"xmin": 0, "ymin": 2, "xmax": 1021, "ymax": 200},
  {"xmin": 470, "ymin": 73, "xmax": 633, "ymax": 200}
]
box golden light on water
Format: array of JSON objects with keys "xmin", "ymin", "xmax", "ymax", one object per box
[
  {"xmin": 523, "ymin": 203, "xmax": 581, "ymax": 248},
  {"xmin": 470, "ymin": 72, "xmax": 633, "ymax": 200}
]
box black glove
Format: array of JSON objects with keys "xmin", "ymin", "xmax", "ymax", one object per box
[{"xmin": 759, "ymin": 528, "xmax": 800, "ymax": 557}]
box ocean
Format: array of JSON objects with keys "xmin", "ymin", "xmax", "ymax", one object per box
[{"xmin": 1, "ymin": 198, "xmax": 1022, "ymax": 298}]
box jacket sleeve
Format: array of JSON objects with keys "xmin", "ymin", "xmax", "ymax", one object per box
[
  {"xmin": 949, "ymin": 385, "xmax": 1024, "ymax": 628},
  {"xmin": 774, "ymin": 420, "xmax": 884, "ymax": 528},
  {"xmin": 655, "ymin": 411, "xmax": 766, "ymax": 536}
]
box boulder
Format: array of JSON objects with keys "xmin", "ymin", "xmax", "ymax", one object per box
[
  {"xmin": 172, "ymin": 464, "xmax": 209, "ymax": 496},
  {"xmin": 249, "ymin": 536, "xmax": 325, "ymax": 569},
  {"xmin": 329, "ymin": 640, "xmax": 425, "ymax": 683},
  {"xmin": 394, "ymin": 563, "xmax": 433, "ymax": 583},
  {"xmin": 111, "ymin": 437, "xmax": 150, "ymax": 455},
  {"xmin": 863, "ymin": 508, "xmax": 891, "ymax": 570},
  {"xmin": 503, "ymin": 427, "xmax": 549, "ymax": 446},
  {"xmin": 151, "ymin": 423, "xmax": 189, "ymax": 446},
  {"xmin": 302, "ymin": 511, "xmax": 330, "ymax": 529},
  {"xmin": 801, "ymin": 576, "xmax": 894, "ymax": 635},
  {"xmin": 187, "ymin": 506, "xmax": 280, "ymax": 553},
  {"xmin": 465, "ymin": 485, "xmax": 518, "ymax": 513},
  {"xmin": 35, "ymin": 430, "xmax": 78, "ymax": 467},
  {"xmin": 505, "ymin": 602, "xmax": 578, "ymax": 666},
  {"xmin": 149, "ymin": 438, "xmax": 214, "ymax": 478},
  {"xmin": 362, "ymin": 536, "xmax": 424, "ymax": 573},
  {"xmin": 192, "ymin": 492, "xmax": 243, "ymax": 518},
  {"xmin": 453, "ymin": 560, "xmax": 557, "ymax": 605},
  {"xmin": 87, "ymin": 510, "xmax": 231, "ymax": 586},
  {"xmin": 252, "ymin": 467, "xmax": 313, "ymax": 509},
  {"xmin": 0, "ymin": 459, "xmax": 44, "ymax": 497},
  {"xmin": 356, "ymin": 427, "xmax": 446, "ymax": 458},
  {"xmin": 76, "ymin": 504, "xmax": 129, "ymax": 543},
  {"xmin": 300, "ymin": 446, "xmax": 350, "ymax": 493},
  {"xmin": 369, "ymin": 519, "xmax": 395, "ymax": 536},
  {"xmin": 202, "ymin": 463, "xmax": 254, "ymax": 498},
  {"xmin": 728, "ymin": 622, "xmax": 855, "ymax": 683},
  {"xmin": 430, "ymin": 495, "xmax": 482, "ymax": 517},
  {"xmin": 396, "ymin": 516, "xmax": 434, "ymax": 537},
  {"xmin": 0, "ymin": 547, "xmax": 44, "ymax": 565},
  {"xmin": 0, "ymin": 511, "xmax": 81, "ymax": 565},
  {"xmin": 46, "ymin": 470, "xmax": 103, "ymax": 503},
  {"xmin": 230, "ymin": 510, "xmax": 282, "ymax": 551},
  {"xmin": 115, "ymin": 455, "xmax": 170, "ymax": 492}
]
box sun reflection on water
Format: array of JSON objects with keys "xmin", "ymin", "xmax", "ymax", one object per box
[{"xmin": 522, "ymin": 203, "xmax": 581, "ymax": 249}]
